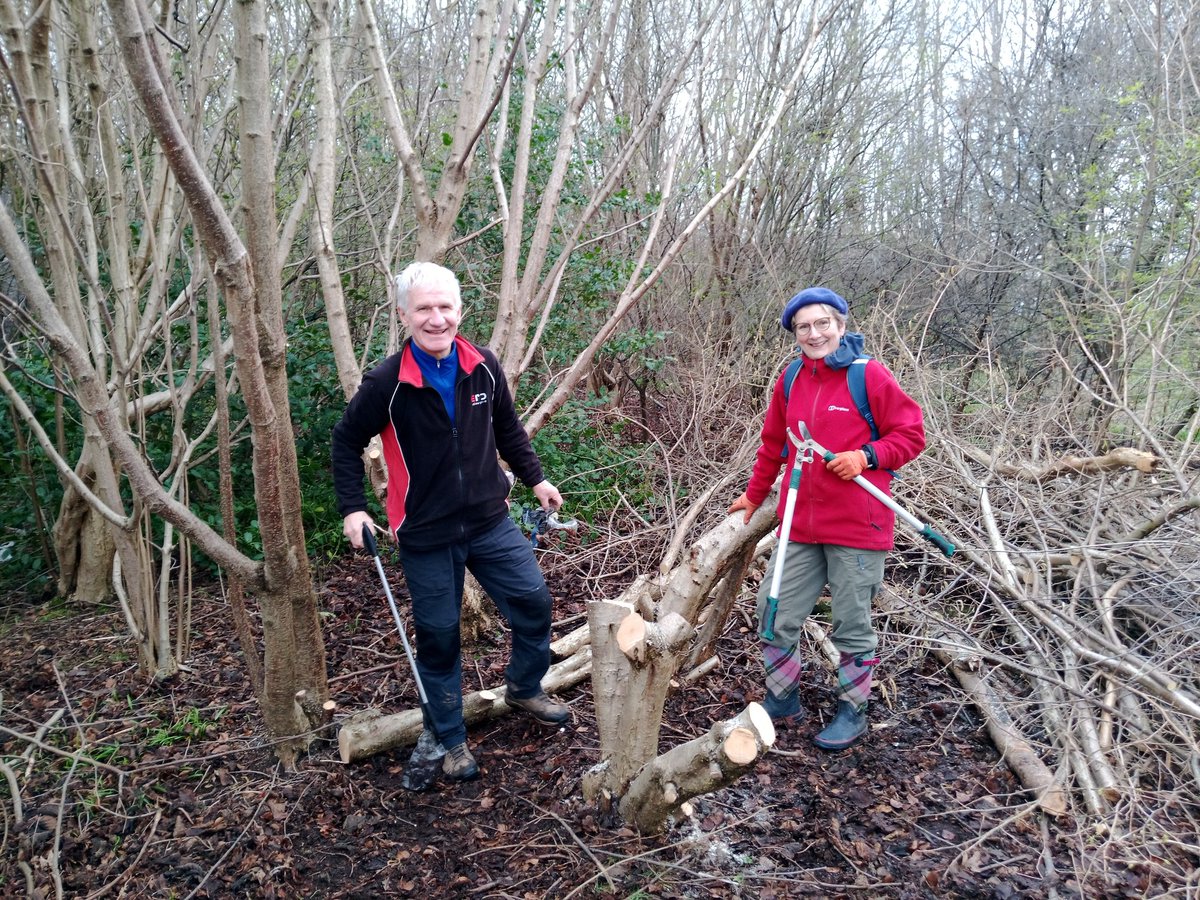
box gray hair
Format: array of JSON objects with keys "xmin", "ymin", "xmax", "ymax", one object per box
[{"xmin": 393, "ymin": 262, "xmax": 461, "ymax": 313}]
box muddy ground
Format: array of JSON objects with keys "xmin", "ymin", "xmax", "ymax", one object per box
[{"xmin": 1, "ymin": 547, "xmax": 1144, "ymax": 899}]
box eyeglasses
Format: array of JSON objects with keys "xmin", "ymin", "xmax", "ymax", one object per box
[{"xmin": 794, "ymin": 317, "xmax": 835, "ymax": 337}]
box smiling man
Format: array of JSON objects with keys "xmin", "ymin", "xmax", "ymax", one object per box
[{"xmin": 332, "ymin": 262, "xmax": 569, "ymax": 787}]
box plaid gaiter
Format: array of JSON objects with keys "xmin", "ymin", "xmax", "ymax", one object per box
[
  {"xmin": 763, "ymin": 643, "xmax": 805, "ymax": 700},
  {"xmin": 836, "ymin": 651, "xmax": 879, "ymax": 712}
]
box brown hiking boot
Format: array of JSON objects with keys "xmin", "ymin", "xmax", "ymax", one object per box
[
  {"xmin": 505, "ymin": 689, "xmax": 569, "ymax": 726},
  {"xmin": 442, "ymin": 742, "xmax": 479, "ymax": 782}
]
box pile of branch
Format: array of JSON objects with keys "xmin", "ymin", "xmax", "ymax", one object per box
[{"xmin": 892, "ymin": 437, "xmax": 1200, "ymax": 883}]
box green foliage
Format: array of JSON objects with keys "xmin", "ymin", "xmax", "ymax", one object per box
[
  {"xmin": 508, "ymin": 253, "xmax": 675, "ymax": 535},
  {"xmin": 527, "ymin": 396, "xmax": 660, "ymax": 533},
  {"xmin": 605, "ymin": 328, "xmax": 676, "ymax": 389},
  {"xmin": 0, "ymin": 353, "xmax": 70, "ymax": 596},
  {"xmin": 286, "ymin": 319, "xmax": 349, "ymax": 561},
  {"xmin": 0, "ymin": 296, "xmax": 355, "ymax": 594},
  {"xmin": 88, "ymin": 743, "xmax": 129, "ymax": 766},
  {"xmin": 146, "ymin": 706, "xmax": 225, "ymax": 748},
  {"xmin": 179, "ymin": 316, "xmax": 349, "ymax": 565},
  {"xmin": 37, "ymin": 595, "xmax": 74, "ymax": 620}
]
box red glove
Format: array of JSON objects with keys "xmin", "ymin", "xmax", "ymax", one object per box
[
  {"xmin": 727, "ymin": 491, "xmax": 761, "ymax": 524},
  {"xmin": 827, "ymin": 450, "xmax": 868, "ymax": 481}
]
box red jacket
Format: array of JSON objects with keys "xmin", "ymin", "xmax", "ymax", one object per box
[{"xmin": 745, "ymin": 354, "xmax": 925, "ymax": 550}]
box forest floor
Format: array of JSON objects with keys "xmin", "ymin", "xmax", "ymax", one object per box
[{"xmin": 1, "ymin": 547, "xmax": 1152, "ymax": 899}]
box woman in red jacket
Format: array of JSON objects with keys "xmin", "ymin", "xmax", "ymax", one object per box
[{"xmin": 729, "ymin": 287, "xmax": 925, "ymax": 750}]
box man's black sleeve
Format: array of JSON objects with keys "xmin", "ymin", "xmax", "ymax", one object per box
[{"xmin": 331, "ymin": 357, "xmax": 398, "ymax": 517}]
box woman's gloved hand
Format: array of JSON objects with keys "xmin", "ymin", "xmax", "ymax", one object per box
[
  {"xmin": 826, "ymin": 450, "xmax": 868, "ymax": 481},
  {"xmin": 727, "ymin": 492, "xmax": 760, "ymax": 524}
]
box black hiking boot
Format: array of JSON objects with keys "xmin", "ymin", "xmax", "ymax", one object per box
[
  {"xmin": 813, "ymin": 700, "xmax": 868, "ymax": 751},
  {"xmin": 401, "ymin": 728, "xmax": 446, "ymax": 792}
]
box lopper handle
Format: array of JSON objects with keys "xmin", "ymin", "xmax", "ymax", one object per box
[
  {"xmin": 361, "ymin": 522, "xmax": 379, "ymax": 557},
  {"xmin": 761, "ymin": 595, "xmax": 779, "ymax": 641},
  {"xmin": 921, "ymin": 526, "xmax": 956, "ymax": 558},
  {"xmin": 815, "ymin": 440, "xmax": 958, "ymax": 559}
]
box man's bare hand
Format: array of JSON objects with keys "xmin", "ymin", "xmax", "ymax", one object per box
[
  {"xmin": 532, "ymin": 480, "xmax": 563, "ymax": 512},
  {"xmin": 343, "ymin": 511, "xmax": 378, "ymax": 549}
]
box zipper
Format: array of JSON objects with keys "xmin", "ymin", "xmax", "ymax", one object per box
[
  {"xmin": 798, "ymin": 362, "xmax": 823, "ymax": 538},
  {"xmin": 454, "ymin": 369, "xmax": 468, "ymax": 541},
  {"xmin": 453, "ymin": 425, "xmax": 467, "ymax": 541}
]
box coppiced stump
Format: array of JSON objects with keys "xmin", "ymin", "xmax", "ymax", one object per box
[{"xmin": 581, "ymin": 499, "xmax": 778, "ymax": 820}]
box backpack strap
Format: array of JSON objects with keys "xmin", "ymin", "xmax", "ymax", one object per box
[
  {"xmin": 847, "ymin": 357, "xmax": 880, "ymax": 442},
  {"xmin": 850, "ymin": 357, "xmax": 898, "ymax": 476},
  {"xmin": 782, "ymin": 356, "xmax": 804, "ymax": 403},
  {"xmin": 780, "ymin": 357, "xmax": 805, "ymax": 459}
]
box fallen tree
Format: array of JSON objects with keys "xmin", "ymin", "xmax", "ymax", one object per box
[{"xmin": 616, "ymin": 703, "xmax": 775, "ymax": 833}]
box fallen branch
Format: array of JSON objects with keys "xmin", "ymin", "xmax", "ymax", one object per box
[
  {"xmin": 337, "ymin": 647, "xmax": 592, "ymax": 762},
  {"xmin": 932, "ymin": 641, "xmax": 1069, "ymax": 817},
  {"xmin": 959, "ymin": 445, "xmax": 1158, "ymax": 481},
  {"xmin": 616, "ymin": 703, "xmax": 775, "ymax": 833},
  {"xmin": 0, "ymin": 724, "xmax": 127, "ymax": 785},
  {"xmin": 1122, "ymin": 495, "xmax": 1200, "ymax": 542},
  {"xmin": 0, "ymin": 758, "xmax": 22, "ymax": 825}
]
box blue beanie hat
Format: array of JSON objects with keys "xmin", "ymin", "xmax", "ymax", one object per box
[{"xmin": 780, "ymin": 287, "xmax": 849, "ymax": 332}]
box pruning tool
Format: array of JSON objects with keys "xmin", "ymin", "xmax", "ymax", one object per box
[
  {"xmin": 760, "ymin": 428, "xmax": 813, "ymax": 642},
  {"xmin": 361, "ymin": 523, "xmax": 445, "ymax": 791},
  {"xmin": 522, "ymin": 507, "xmax": 579, "ymax": 548},
  {"xmin": 792, "ymin": 421, "xmax": 956, "ymax": 557}
]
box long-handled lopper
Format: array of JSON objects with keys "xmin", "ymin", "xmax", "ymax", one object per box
[
  {"xmin": 760, "ymin": 430, "xmax": 814, "ymax": 642},
  {"xmin": 361, "ymin": 523, "xmax": 446, "ymax": 791},
  {"xmin": 791, "ymin": 422, "xmax": 956, "ymax": 557}
]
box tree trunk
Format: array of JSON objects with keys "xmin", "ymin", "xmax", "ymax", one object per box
[
  {"xmin": 310, "ymin": 0, "xmax": 360, "ymax": 403},
  {"xmin": 586, "ymin": 594, "xmax": 692, "ymax": 793},
  {"xmin": 75, "ymin": 0, "xmax": 334, "ymax": 765},
  {"xmin": 233, "ymin": 0, "xmax": 330, "ymax": 766},
  {"xmin": 52, "ymin": 448, "xmax": 114, "ymax": 604}
]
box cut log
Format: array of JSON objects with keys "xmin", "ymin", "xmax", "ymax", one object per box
[
  {"xmin": 616, "ymin": 611, "xmax": 692, "ymax": 665},
  {"xmin": 550, "ymin": 622, "xmax": 591, "ymax": 657},
  {"xmin": 616, "ymin": 703, "xmax": 775, "ymax": 834},
  {"xmin": 337, "ymin": 649, "xmax": 590, "ymax": 762},
  {"xmin": 933, "ymin": 643, "xmax": 1068, "ymax": 817}
]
